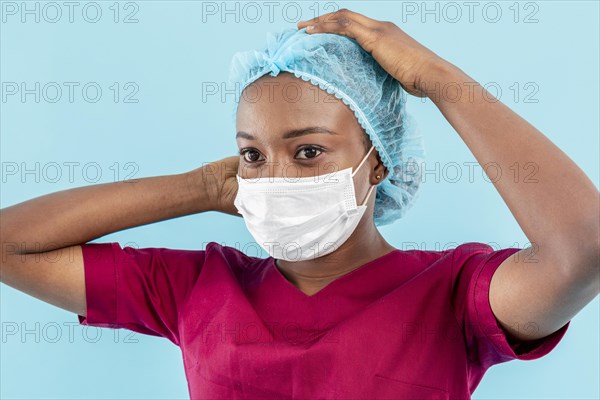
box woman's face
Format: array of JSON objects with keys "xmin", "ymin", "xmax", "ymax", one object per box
[{"xmin": 235, "ymin": 72, "xmax": 376, "ymax": 184}]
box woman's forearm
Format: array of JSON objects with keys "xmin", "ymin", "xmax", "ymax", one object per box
[
  {"xmin": 423, "ymin": 61, "xmax": 600, "ymax": 275},
  {"xmin": 1, "ymin": 169, "xmax": 212, "ymax": 254}
]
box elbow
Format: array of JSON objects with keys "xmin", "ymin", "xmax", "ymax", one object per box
[
  {"xmin": 566, "ymin": 219, "xmax": 600, "ymax": 296},
  {"xmin": 552, "ymin": 217, "xmax": 600, "ymax": 294},
  {"xmin": 0, "ymin": 209, "xmax": 22, "ymax": 268},
  {"xmin": 585, "ymin": 216, "xmax": 600, "ymax": 286}
]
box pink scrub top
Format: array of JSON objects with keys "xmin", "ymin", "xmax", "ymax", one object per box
[{"xmin": 77, "ymin": 241, "xmax": 570, "ymax": 399}]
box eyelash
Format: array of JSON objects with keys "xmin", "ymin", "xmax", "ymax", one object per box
[{"xmin": 239, "ymin": 145, "xmax": 324, "ymax": 164}]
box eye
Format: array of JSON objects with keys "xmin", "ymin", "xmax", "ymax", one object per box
[
  {"xmin": 239, "ymin": 145, "xmax": 325, "ymax": 164},
  {"xmin": 239, "ymin": 149, "xmax": 264, "ymax": 163},
  {"xmin": 295, "ymin": 145, "xmax": 323, "ymax": 160}
]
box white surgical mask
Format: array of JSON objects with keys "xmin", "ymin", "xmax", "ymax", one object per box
[{"xmin": 234, "ymin": 145, "xmax": 377, "ymax": 262}]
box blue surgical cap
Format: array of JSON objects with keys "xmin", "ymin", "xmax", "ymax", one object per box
[{"xmin": 228, "ymin": 27, "xmax": 425, "ymax": 226}]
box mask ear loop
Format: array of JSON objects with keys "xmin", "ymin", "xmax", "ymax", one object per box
[
  {"xmin": 351, "ymin": 145, "xmax": 376, "ymax": 178},
  {"xmin": 359, "ymin": 183, "xmax": 376, "ymax": 207},
  {"xmin": 351, "ymin": 145, "xmax": 377, "ymax": 207}
]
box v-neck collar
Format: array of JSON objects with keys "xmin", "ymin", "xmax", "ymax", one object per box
[{"xmin": 268, "ymin": 249, "xmax": 402, "ymax": 300}]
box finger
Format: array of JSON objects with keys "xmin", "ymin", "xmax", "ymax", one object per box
[
  {"xmin": 300, "ymin": 16, "xmax": 375, "ymax": 46},
  {"xmin": 297, "ymin": 9, "xmax": 363, "ymax": 27},
  {"xmin": 298, "ymin": 8, "xmax": 380, "ymax": 29}
]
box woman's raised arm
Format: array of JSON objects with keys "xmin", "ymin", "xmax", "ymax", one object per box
[{"xmin": 0, "ymin": 159, "xmax": 235, "ymax": 317}]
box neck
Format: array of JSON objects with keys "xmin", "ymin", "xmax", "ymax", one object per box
[{"xmin": 274, "ymin": 215, "xmax": 396, "ymax": 292}]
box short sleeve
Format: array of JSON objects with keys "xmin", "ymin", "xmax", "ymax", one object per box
[
  {"xmin": 451, "ymin": 242, "xmax": 570, "ymax": 369},
  {"xmin": 76, "ymin": 242, "xmax": 206, "ymax": 346}
]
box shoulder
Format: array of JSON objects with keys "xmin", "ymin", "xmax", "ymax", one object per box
[
  {"xmin": 397, "ymin": 242, "xmax": 521, "ymax": 272},
  {"xmin": 203, "ymin": 241, "xmax": 266, "ymax": 264},
  {"xmin": 202, "ymin": 241, "xmax": 271, "ymax": 276},
  {"xmin": 80, "ymin": 241, "xmax": 269, "ymax": 274},
  {"xmin": 447, "ymin": 241, "xmax": 522, "ymax": 282},
  {"xmin": 389, "ymin": 242, "xmax": 521, "ymax": 291},
  {"xmin": 413, "ymin": 241, "xmax": 523, "ymax": 289}
]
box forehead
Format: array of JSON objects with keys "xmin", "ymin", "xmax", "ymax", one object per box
[{"xmin": 236, "ymin": 72, "xmax": 355, "ymax": 128}]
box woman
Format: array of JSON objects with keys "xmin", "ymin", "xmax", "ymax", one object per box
[{"xmin": 1, "ymin": 9, "xmax": 598, "ymax": 399}]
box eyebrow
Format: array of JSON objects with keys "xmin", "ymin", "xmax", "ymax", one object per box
[{"xmin": 236, "ymin": 126, "xmax": 339, "ymax": 140}]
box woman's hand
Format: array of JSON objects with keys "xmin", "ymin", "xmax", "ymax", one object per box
[
  {"xmin": 297, "ymin": 9, "xmax": 451, "ymax": 98},
  {"xmin": 191, "ymin": 155, "xmax": 241, "ymax": 217}
]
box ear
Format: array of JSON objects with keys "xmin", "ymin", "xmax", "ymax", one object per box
[{"xmin": 373, "ymin": 152, "xmax": 389, "ymax": 183}]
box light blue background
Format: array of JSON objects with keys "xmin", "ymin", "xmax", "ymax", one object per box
[{"xmin": 1, "ymin": 1, "xmax": 598, "ymax": 399}]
